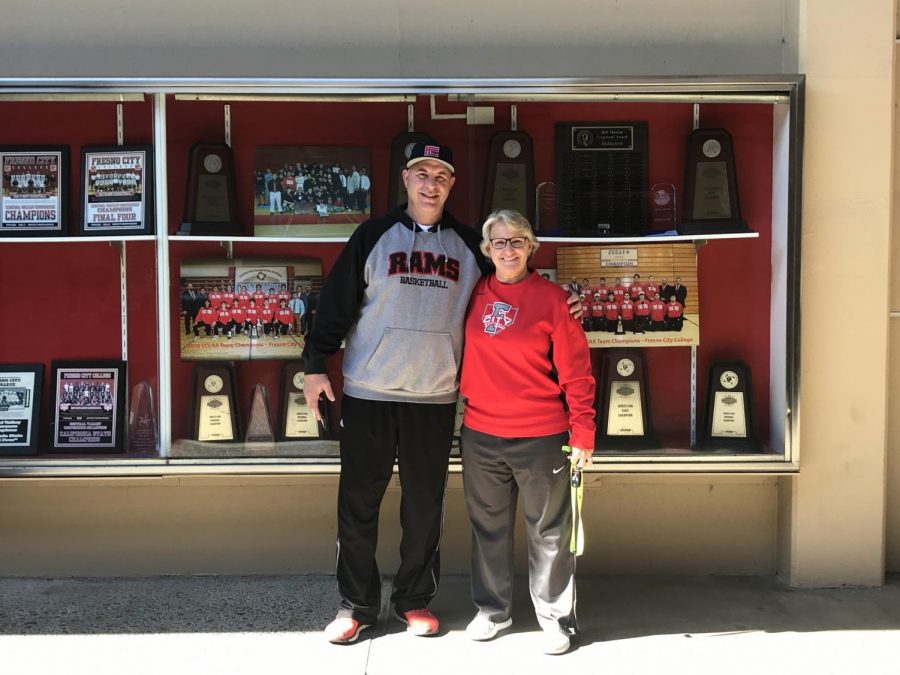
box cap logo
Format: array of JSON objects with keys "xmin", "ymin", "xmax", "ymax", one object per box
[{"xmin": 423, "ymin": 145, "xmax": 441, "ymax": 158}]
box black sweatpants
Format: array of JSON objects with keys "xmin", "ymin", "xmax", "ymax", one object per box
[{"xmin": 335, "ymin": 394, "xmax": 456, "ymax": 624}]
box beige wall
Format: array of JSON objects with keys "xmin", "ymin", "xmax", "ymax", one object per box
[
  {"xmin": 778, "ymin": 0, "xmax": 895, "ymax": 586},
  {"xmin": 0, "ymin": 475, "xmax": 776, "ymax": 577},
  {"xmin": 888, "ymin": 40, "xmax": 900, "ymax": 573}
]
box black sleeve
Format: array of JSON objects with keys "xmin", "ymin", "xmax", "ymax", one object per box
[{"xmin": 300, "ymin": 218, "xmax": 390, "ymax": 374}]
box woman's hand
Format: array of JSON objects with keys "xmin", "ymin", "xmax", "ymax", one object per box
[{"xmin": 569, "ymin": 447, "xmax": 593, "ymax": 468}]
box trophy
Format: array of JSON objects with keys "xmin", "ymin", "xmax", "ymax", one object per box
[
  {"xmin": 245, "ymin": 384, "xmax": 275, "ymax": 444},
  {"xmin": 615, "ymin": 317, "xmax": 625, "ymax": 336},
  {"xmin": 535, "ymin": 181, "xmax": 557, "ymax": 233},
  {"xmin": 190, "ymin": 364, "xmax": 240, "ymax": 442},
  {"xmin": 679, "ymin": 128, "xmax": 749, "ymax": 235},
  {"xmin": 597, "ymin": 349, "xmax": 654, "ymax": 449},
  {"xmin": 482, "ymin": 131, "xmax": 535, "ymax": 223},
  {"xmin": 388, "ymin": 132, "xmax": 436, "ymax": 210},
  {"xmin": 180, "ymin": 142, "xmax": 241, "ymax": 235},
  {"xmin": 648, "ymin": 182, "xmax": 676, "ymax": 233},
  {"xmin": 700, "ymin": 360, "xmax": 757, "ymax": 451},
  {"xmin": 127, "ymin": 380, "xmax": 159, "ymax": 454},
  {"xmin": 280, "ymin": 362, "xmax": 329, "ymax": 440}
]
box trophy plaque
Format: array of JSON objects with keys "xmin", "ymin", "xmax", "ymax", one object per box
[
  {"xmin": 280, "ymin": 362, "xmax": 329, "ymax": 440},
  {"xmin": 535, "ymin": 181, "xmax": 557, "ymax": 232},
  {"xmin": 482, "ymin": 131, "xmax": 535, "ymax": 223},
  {"xmin": 51, "ymin": 360, "xmax": 126, "ymax": 453},
  {"xmin": 648, "ymin": 182, "xmax": 676, "ymax": 233},
  {"xmin": 246, "ymin": 384, "xmax": 275, "ymax": 444},
  {"xmin": 180, "ymin": 142, "xmax": 241, "ymax": 235},
  {"xmin": 701, "ymin": 360, "xmax": 757, "ymax": 451},
  {"xmin": 127, "ymin": 380, "xmax": 159, "ymax": 454},
  {"xmin": 0, "ymin": 363, "xmax": 42, "ymax": 455},
  {"xmin": 555, "ymin": 122, "xmax": 648, "ymax": 237},
  {"xmin": 679, "ymin": 128, "xmax": 749, "ymax": 235},
  {"xmin": 388, "ymin": 132, "xmax": 436, "ymax": 211},
  {"xmin": 597, "ymin": 349, "xmax": 654, "ymax": 449},
  {"xmin": 190, "ymin": 364, "xmax": 240, "ymax": 442}
]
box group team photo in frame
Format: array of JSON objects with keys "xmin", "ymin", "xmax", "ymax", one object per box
[
  {"xmin": 557, "ymin": 243, "xmax": 700, "ymax": 349},
  {"xmin": 0, "ymin": 364, "xmax": 43, "ymax": 455},
  {"xmin": 80, "ymin": 146, "xmax": 154, "ymax": 235},
  {"xmin": 50, "ymin": 360, "xmax": 126, "ymax": 453},
  {"xmin": 252, "ymin": 145, "xmax": 371, "ymax": 238},
  {"xmin": 0, "ymin": 146, "xmax": 68, "ymax": 236},
  {"xmin": 179, "ymin": 256, "xmax": 323, "ymax": 362}
]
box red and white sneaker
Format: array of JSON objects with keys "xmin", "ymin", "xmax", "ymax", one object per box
[
  {"xmin": 394, "ymin": 608, "xmax": 440, "ymax": 636},
  {"xmin": 324, "ymin": 616, "xmax": 371, "ymax": 644}
]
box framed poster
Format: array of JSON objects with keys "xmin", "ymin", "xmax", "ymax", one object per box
[
  {"xmin": 51, "ymin": 361, "xmax": 126, "ymax": 453},
  {"xmin": 178, "ymin": 256, "xmax": 322, "ymax": 362},
  {"xmin": 252, "ymin": 145, "xmax": 371, "ymax": 238},
  {"xmin": 0, "ymin": 364, "xmax": 43, "ymax": 455},
  {"xmin": 0, "ymin": 146, "xmax": 69, "ymax": 236},
  {"xmin": 80, "ymin": 145, "xmax": 154, "ymax": 235}
]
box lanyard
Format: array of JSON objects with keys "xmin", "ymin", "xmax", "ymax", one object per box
[{"xmin": 562, "ymin": 445, "xmax": 585, "ymax": 556}]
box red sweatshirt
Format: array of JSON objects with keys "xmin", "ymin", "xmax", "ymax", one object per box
[
  {"xmin": 460, "ymin": 272, "xmax": 596, "ymax": 449},
  {"xmin": 194, "ymin": 307, "xmax": 216, "ymax": 325}
]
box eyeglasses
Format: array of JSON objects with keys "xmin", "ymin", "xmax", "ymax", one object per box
[{"xmin": 489, "ymin": 237, "xmax": 528, "ymax": 250}]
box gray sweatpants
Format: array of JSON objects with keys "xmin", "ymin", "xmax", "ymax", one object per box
[{"xmin": 460, "ymin": 425, "xmax": 577, "ymax": 635}]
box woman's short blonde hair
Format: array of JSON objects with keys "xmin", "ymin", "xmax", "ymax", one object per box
[{"xmin": 479, "ymin": 209, "xmax": 540, "ymax": 259}]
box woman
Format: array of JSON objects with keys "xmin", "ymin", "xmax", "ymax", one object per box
[{"xmin": 459, "ymin": 209, "xmax": 595, "ymax": 656}]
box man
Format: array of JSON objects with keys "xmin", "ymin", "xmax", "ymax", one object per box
[
  {"xmin": 302, "ymin": 142, "xmax": 580, "ymax": 645},
  {"xmin": 273, "ymin": 299, "xmax": 294, "ymax": 338},
  {"xmin": 345, "ymin": 166, "xmax": 360, "ymax": 212},
  {"xmin": 619, "ymin": 294, "xmax": 635, "ymax": 332},
  {"xmin": 207, "ymin": 286, "xmax": 223, "ymax": 311},
  {"xmin": 267, "ymin": 171, "xmax": 283, "ymax": 215},
  {"xmin": 666, "ymin": 295, "xmax": 685, "ymax": 331},
  {"xmin": 649, "ymin": 292, "xmax": 667, "ymax": 332},
  {"xmin": 180, "ymin": 282, "xmax": 201, "ymax": 335},
  {"xmin": 644, "ymin": 275, "xmax": 659, "ymax": 303},
  {"xmin": 289, "ymin": 291, "xmax": 305, "ymax": 335},
  {"xmin": 629, "ymin": 273, "xmax": 644, "ymax": 301},
  {"xmin": 357, "ymin": 167, "xmax": 371, "ymax": 212},
  {"xmin": 660, "ymin": 277, "xmax": 674, "ymax": 305},
  {"xmin": 672, "ymin": 276, "xmax": 688, "ymax": 305},
  {"xmin": 299, "ymin": 285, "xmax": 311, "ymax": 334},
  {"xmin": 590, "ymin": 291, "xmax": 605, "ymax": 332},
  {"xmin": 634, "ymin": 292, "xmax": 651, "ymax": 333},
  {"xmin": 603, "ymin": 292, "xmax": 620, "ymax": 332},
  {"xmin": 612, "ymin": 277, "xmax": 627, "ymax": 304}
]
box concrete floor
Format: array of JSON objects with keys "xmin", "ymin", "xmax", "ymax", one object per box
[{"xmin": 1, "ymin": 574, "xmax": 899, "ymax": 674}]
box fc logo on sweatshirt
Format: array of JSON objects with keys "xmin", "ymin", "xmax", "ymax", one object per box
[{"xmin": 482, "ymin": 301, "xmax": 518, "ymax": 336}]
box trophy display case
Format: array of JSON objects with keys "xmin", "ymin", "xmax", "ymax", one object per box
[{"xmin": 0, "ymin": 76, "xmax": 802, "ymax": 474}]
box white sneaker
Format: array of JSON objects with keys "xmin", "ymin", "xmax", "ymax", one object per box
[
  {"xmin": 541, "ymin": 627, "xmax": 571, "ymax": 655},
  {"xmin": 465, "ymin": 614, "xmax": 512, "ymax": 641}
]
